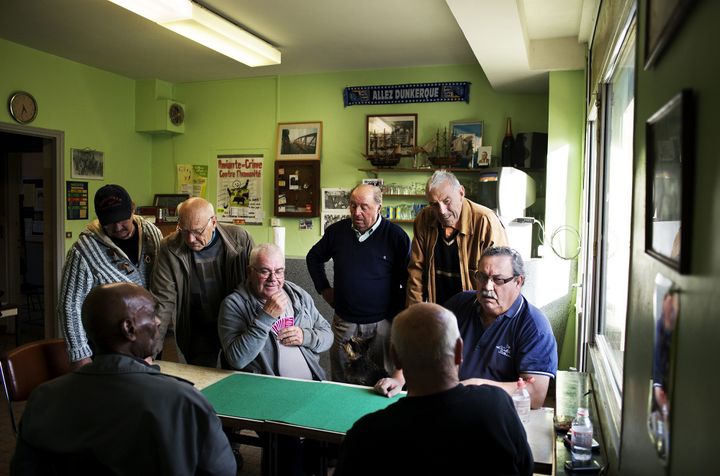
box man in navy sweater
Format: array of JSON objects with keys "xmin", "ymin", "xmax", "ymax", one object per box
[{"xmin": 307, "ymin": 184, "xmax": 410, "ymax": 385}]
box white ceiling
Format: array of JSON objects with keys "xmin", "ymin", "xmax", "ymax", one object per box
[{"xmin": 0, "ymin": 0, "xmax": 597, "ymax": 93}]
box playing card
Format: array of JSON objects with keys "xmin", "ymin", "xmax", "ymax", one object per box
[{"xmin": 271, "ymin": 316, "xmax": 295, "ymax": 335}]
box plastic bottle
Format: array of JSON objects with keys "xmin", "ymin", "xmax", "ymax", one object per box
[
  {"xmin": 571, "ymin": 407, "xmax": 593, "ymax": 463},
  {"xmin": 512, "ymin": 378, "xmax": 531, "ymax": 423}
]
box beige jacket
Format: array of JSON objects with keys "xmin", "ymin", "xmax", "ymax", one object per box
[{"xmin": 406, "ymin": 198, "xmax": 507, "ymax": 305}]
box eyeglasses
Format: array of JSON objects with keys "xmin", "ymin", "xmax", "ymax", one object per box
[
  {"xmin": 252, "ymin": 267, "xmax": 285, "ymax": 279},
  {"xmin": 177, "ymin": 216, "xmax": 213, "ymax": 238},
  {"xmin": 473, "ymin": 272, "xmax": 517, "ymax": 286}
]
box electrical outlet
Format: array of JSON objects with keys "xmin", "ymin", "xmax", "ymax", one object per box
[
  {"xmin": 65, "ymin": 232, "xmax": 72, "ymax": 239},
  {"xmin": 270, "ymin": 218, "xmax": 281, "ymax": 227}
]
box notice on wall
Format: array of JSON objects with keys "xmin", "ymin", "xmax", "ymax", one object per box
[
  {"xmin": 66, "ymin": 181, "xmax": 88, "ymax": 220},
  {"xmin": 177, "ymin": 164, "xmax": 209, "ymax": 198},
  {"xmin": 216, "ymin": 154, "xmax": 263, "ymax": 225}
]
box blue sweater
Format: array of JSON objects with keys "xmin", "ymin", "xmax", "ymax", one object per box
[{"xmin": 306, "ymin": 217, "xmax": 410, "ymax": 324}]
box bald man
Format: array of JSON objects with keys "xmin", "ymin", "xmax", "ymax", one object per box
[
  {"xmin": 306, "ymin": 184, "xmax": 410, "ymax": 385},
  {"xmin": 12, "ymin": 283, "xmax": 236, "ymax": 476},
  {"xmin": 152, "ymin": 197, "xmax": 254, "ymax": 367},
  {"xmin": 334, "ymin": 303, "xmax": 532, "ymax": 476}
]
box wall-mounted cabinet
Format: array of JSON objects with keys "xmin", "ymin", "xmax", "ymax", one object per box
[{"xmin": 275, "ymin": 160, "xmax": 320, "ymax": 217}]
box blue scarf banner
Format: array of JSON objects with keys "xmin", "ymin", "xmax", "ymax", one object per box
[{"xmin": 343, "ymin": 82, "xmax": 471, "ymax": 107}]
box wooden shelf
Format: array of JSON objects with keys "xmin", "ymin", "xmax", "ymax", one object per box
[{"xmin": 383, "ymin": 194, "xmax": 425, "ymax": 198}]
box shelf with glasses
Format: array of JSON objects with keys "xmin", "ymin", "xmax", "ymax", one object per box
[{"xmin": 359, "ymin": 167, "xmax": 500, "ymax": 177}]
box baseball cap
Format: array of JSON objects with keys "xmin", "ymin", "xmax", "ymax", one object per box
[{"xmin": 95, "ymin": 184, "xmax": 133, "ymax": 226}]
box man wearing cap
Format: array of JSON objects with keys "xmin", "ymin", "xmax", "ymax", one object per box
[
  {"xmin": 152, "ymin": 197, "xmax": 254, "ymax": 367},
  {"xmin": 58, "ymin": 184, "xmax": 163, "ymax": 369}
]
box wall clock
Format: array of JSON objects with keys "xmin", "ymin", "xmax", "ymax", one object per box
[
  {"xmin": 169, "ymin": 102, "xmax": 185, "ymax": 126},
  {"xmin": 8, "ymin": 91, "xmax": 38, "ymax": 124}
]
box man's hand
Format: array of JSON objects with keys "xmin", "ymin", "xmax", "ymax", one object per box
[
  {"xmin": 321, "ymin": 288, "xmax": 335, "ymax": 308},
  {"xmin": 70, "ymin": 357, "xmax": 92, "ymax": 370},
  {"xmin": 374, "ymin": 377, "xmax": 404, "ymax": 397},
  {"xmin": 277, "ymin": 326, "xmax": 304, "ymax": 347},
  {"xmin": 263, "ymin": 291, "xmax": 289, "ymax": 318}
]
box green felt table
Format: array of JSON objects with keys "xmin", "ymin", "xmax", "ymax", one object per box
[{"xmin": 201, "ymin": 372, "xmax": 403, "ymax": 439}]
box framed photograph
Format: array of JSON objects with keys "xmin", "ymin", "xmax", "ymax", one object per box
[
  {"xmin": 362, "ymin": 178, "xmax": 384, "ymax": 188},
  {"xmin": 322, "ymin": 188, "xmax": 351, "ymax": 212},
  {"xmin": 477, "ymin": 145, "xmax": 492, "ymax": 167},
  {"xmin": 645, "ymin": 90, "xmax": 694, "ymax": 273},
  {"xmin": 276, "ymin": 122, "xmax": 322, "ymax": 160},
  {"xmin": 450, "ymin": 121, "xmax": 483, "ymax": 168},
  {"xmin": 366, "ymin": 114, "xmax": 417, "ymax": 157},
  {"xmin": 645, "ymin": 0, "xmax": 697, "ymax": 69},
  {"xmin": 71, "ymin": 148, "xmax": 104, "ymax": 179},
  {"xmin": 321, "ymin": 212, "xmax": 350, "ymax": 234}
]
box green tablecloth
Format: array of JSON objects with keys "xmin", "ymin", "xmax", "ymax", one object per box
[{"xmin": 202, "ymin": 373, "xmax": 403, "ymax": 434}]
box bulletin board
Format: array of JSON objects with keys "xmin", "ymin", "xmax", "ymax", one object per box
[{"xmin": 274, "ymin": 160, "xmax": 320, "ymax": 217}]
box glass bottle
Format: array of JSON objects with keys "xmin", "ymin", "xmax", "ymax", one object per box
[{"xmin": 501, "ymin": 117, "xmax": 515, "ymax": 167}]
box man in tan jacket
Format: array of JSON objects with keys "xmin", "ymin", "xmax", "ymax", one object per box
[{"xmin": 406, "ymin": 170, "xmax": 507, "ymax": 306}]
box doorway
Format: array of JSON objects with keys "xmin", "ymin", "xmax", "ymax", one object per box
[{"xmin": 0, "ymin": 123, "xmax": 64, "ymax": 345}]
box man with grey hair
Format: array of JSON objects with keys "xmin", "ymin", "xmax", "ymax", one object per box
[
  {"xmin": 379, "ymin": 246, "xmax": 557, "ymax": 408},
  {"xmin": 218, "ymin": 243, "xmax": 332, "ymax": 378},
  {"xmin": 152, "ymin": 197, "xmax": 254, "ymax": 367},
  {"xmin": 336, "ymin": 303, "xmax": 532, "ymax": 476},
  {"xmin": 307, "ymin": 183, "xmax": 410, "ymax": 385},
  {"xmin": 406, "ymin": 169, "xmax": 507, "ymax": 306}
]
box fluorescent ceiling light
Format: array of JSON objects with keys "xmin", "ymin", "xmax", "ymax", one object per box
[{"xmin": 108, "ymin": 0, "xmax": 281, "ymax": 67}]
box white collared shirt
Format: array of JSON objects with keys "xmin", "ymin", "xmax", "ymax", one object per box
[{"xmin": 353, "ymin": 214, "xmax": 382, "ymax": 242}]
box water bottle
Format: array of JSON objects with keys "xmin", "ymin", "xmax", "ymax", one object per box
[
  {"xmin": 571, "ymin": 407, "xmax": 593, "ymax": 463},
  {"xmin": 512, "ymin": 378, "xmax": 531, "ymax": 423}
]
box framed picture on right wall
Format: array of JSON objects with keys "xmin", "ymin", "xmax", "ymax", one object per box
[{"xmin": 645, "ymin": 89, "xmax": 694, "ymax": 273}]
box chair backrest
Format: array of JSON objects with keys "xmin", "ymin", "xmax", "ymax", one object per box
[{"xmin": 1, "ymin": 338, "xmax": 71, "ymax": 433}]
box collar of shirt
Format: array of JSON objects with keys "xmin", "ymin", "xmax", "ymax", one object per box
[{"xmin": 353, "ymin": 214, "xmax": 382, "ymax": 242}]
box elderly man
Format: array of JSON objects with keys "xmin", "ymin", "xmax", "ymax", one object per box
[
  {"xmin": 377, "ymin": 246, "xmax": 557, "ymax": 408},
  {"xmin": 58, "ymin": 184, "xmax": 162, "ymax": 369},
  {"xmin": 219, "ymin": 243, "xmax": 332, "ymax": 378},
  {"xmin": 152, "ymin": 197, "xmax": 254, "ymax": 367},
  {"xmin": 12, "ymin": 283, "xmax": 236, "ymax": 475},
  {"xmin": 306, "ymin": 184, "xmax": 410, "ymax": 384},
  {"xmin": 219, "ymin": 243, "xmax": 332, "ymax": 475},
  {"xmin": 335, "ymin": 303, "xmax": 532, "ymax": 476},
  {"xmin": 406, "ymin": 170, "xmax": 507, "ymax": 306}
]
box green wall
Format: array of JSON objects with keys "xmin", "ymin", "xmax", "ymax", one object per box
[
  {"xmin": 0, "ymin": 39, "xmax": 154, "ymax": 251},
  {"xmin": 165, "ymin": 65, "xmax": 548, "ymax": 256},
  {"xmin": 619, "ymin": 1, "xmax": 720, "ymax": 474},
  {"xmin": 547, "ymin": 70, "xmax": 586, "ymax": 370}
]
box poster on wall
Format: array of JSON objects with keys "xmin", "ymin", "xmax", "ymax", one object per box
[
  {"xmin": 177, "ymin": 164, "xmax": 209, "ymax": 198},
  {"xmin": 647, "ymin": 273, "xmax": 679, "ymax": 464},
  {"xmin": 321, "ymin": 188, "xmax": 350, "ymax": 233},
  {"xmin": 216, "ymin": 154, "xmax": 263, "ymax": 224},
  {"xmin": 66, "ymin": 181, "xmax": 88, "ymax": 220}
]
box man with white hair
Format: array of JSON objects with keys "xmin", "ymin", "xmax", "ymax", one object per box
[{"xmin": 335, "ymin": 302, "xmax": 532, "ymax": 476}]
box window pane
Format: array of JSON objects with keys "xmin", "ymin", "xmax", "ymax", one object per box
[{"xmin": 598, "ymin": 33, "xmax": 635, "ymax": 392}]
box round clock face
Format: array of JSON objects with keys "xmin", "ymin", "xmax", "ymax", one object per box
[
  {"xmin": 8, "ymin": 91, "xmax": 38, "ymax": 124},
  {"xmin": 169, "ymin": 103, "xmax": 185, "ymax": 126}
]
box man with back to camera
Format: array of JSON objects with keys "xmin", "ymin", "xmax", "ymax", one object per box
[
  {"xmin": 152, "ymin": 197, "xmax": 254, "ymax": 367},
  {"xmin": 58, "ymin": 184, "xmax": 163, "ymax": 369},
  {"xmin": 306, "ymin": 184, "xmax": 410, "ymax": 385},
  {"xmin": 12, "ymin": 283, "xmax": 236, "ymax": 476},
  {"xmin": 406, "ymin": 169, "xmax": 507, "ymax": 306},
  {"xmin": 334, "ymin": 302, "xmax": 533, "ymax": 476},
  {"xmin": 376, "ymin": 246, "xmax": 557, "ymax": 409}
]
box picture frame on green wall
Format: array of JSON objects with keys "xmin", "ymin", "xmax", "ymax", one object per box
[
  {"xmin": 71, "ymin": 148, "xmax": 104, "ymax": 180},
  {"xmin": 644, "ymin": 0, "xmax": 697, "ymax": 69},
  {"xmin": 277, "ymin": 122, "xmax": 322, "ymax": 160},
  {"xmin": 645, "ymin": 89, "xmax": 694, "ymax": 273}
]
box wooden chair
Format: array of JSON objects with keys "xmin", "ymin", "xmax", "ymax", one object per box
[{"xmin": 0, "ymin": 338, "xmax": 71, "ymax": 434}]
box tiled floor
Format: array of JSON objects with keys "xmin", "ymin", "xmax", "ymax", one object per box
[{"xmin": 0, "ymin": 322, "xmax": 265, "ymax": 476}]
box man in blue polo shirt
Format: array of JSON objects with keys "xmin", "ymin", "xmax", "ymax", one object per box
[
  {"xmin": 307, "ymin": 184, "xmax": 410, "ymax": 385},
  {"xmin": 376, "ymin": 246, "xmax": 556, "ymax": 408}
]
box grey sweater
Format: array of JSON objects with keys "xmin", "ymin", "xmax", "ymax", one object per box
[{"xmin": 218, "ymin": 280, "xmax": 333, "ymax": 380}]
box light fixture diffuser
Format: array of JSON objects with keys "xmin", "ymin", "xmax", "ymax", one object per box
[{"xmin": 107, "ymin": 0, "xmax": 281, "ymax": 67}]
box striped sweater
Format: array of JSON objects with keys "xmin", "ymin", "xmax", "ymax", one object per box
[{"xmin": 57, "ymin": 216, "xmax": 162, "ymax": 362}]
